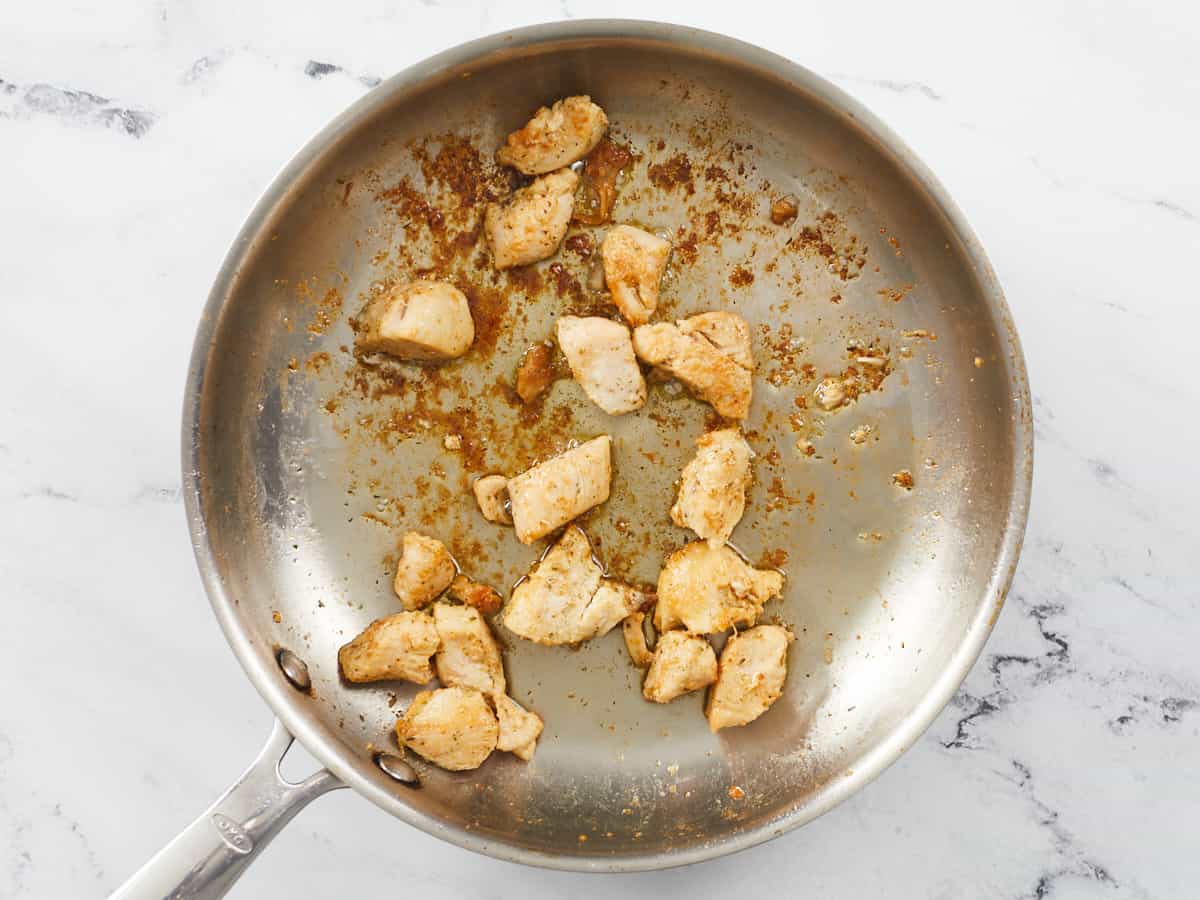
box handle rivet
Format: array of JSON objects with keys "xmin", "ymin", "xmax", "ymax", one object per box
[
  {"xmin": 277, "ymin": 649, "xmax": 311, "ymax": 691},
  {"xmin": 376, "ymin": 753, "xmax": 420, "ymax": 786}
]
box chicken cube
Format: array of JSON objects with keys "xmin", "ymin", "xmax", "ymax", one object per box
[
  {"xmin": 506, "ymin": 436, "xmax": 612, "ymax": 544},
  {"xmin": 393, "ymin": 532, "xmax": 456, "ymax": 611},
  {"xmin": 622, "ymin": 611, "xmax": 654, "ymax": 668},
  {"xmin": 706, "ymin": 625, "xmax": 793, "ymax": 731},
  {"xmin": 654, "ymin": 542, "xmax": 784, "ymax": 634},
  {"xmin": 642, "ymin": 631, "xmax": 718, "ymax": 703},
  {"xmin": 496, "ymin": 95, "xmax": 609, "ymax": 175},
  {"xmin": 396, "ymin": 686, "xmax": 498, "ymax": 771},
  {"xmin": 485, "ymin": 169, "xmax": 579, "ymax": 270},
  {"xmin": 337, "ymin": 611, "xmax": 439, "ymax": 684},
  {"xmin": 515, "ymin": 342, "xmax": 556, "ymax": 403},
  {"xmin": 448, "ymin": 574, "xmax": 504, "ymax": 615},
  {"xmin": 632, "ymin": 312, "xmax": 754, "ymax": 419},
  {"xmin": 601, "ymin": 225, "xmax": 671, "ymax": 326},
  {"xmin": 670, "ymin": 428, "xmax": 752, "ymax": 546},
  {"xmin": 356, "ymin": 280, "xmax": 474, "ymax": 361},
  {"xmin": 502, "ymin": 526, "xmax": 643, "ymax": 644},
  {"xmin": 472, "ymin": 475, "xmax": 512, "ymax": 525},
  {"xmin": 494, "ymin": 693, "xmax": 544, "ymax": 761},
  {"xmin": 432, "ymin": 602, "xmax": 506, "ymax": 696},
  {"xmin": 555, "ymin": 316, "xmax": 647, "ymax": 415}
]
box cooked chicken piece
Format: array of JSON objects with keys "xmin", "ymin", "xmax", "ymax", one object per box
[
  {"xmin": 432, "ymin": 602, "xmax": 506, "ymax": 696},
  {"xmin": 678, "ymin": 311, "xmax": 754, "ymax": 371},
  {"xmin": 494, "ymin": 693, "xmax": 544, "ymax": 761},
  {"xmin": 556, "ymin": 316, "xmax": 647, "ymax": 415},
  {"xmin": 770, "ymin": 196, "xmax": 799, "ymax": 225},
  {"xmin": 337, "ymin": 611, "xmax": 439, "ymax": 684},
  {"xmin": 642, "ymin": 631, "xmax": 718, "ymax": 703},
  {"xmin": 601, "ymin": 225, "xmax": 671, "ymax": 326},
  {"xmin": 485, "ymin": 169, "xmax": 579, "ymax": 270},
  {"xmin": 515, "ymin": 342, "xmax": 556, "ymax": 403},
  {"xmin": 396, "ymin": 686, "xmax": 498, "ymax": 771},
  {"xmin": 448, "ymin": 573, "xmax": 504, "ymax": 615},
  {"xmin": 632, "ymin": 313, "xmax": 754, "ymax": 419},
  {"xmin": 654, "ymin": 542, "xmax": 784, "ymax": 634},
  {"xmin": 472, "ymin": 475, "xmax": 512, "ymax": 525},
  {"xmin": 670, "ymin": 428, "xmax": 752, "ymax": 547},
  {"xmin": 706, "ymin": 625, "xmax": 793, "ymax": 731},
  {"xmin": 502, "ymin": 525, "xmax": 644, "ymax": 644},
  {"xmin": 356, "ymin": 280, "xmax": 474, "ymax": 361},
  {"xmin": 622, "ymin": 610, "xmax": 654, "ymax": 668},
  {"xmin": 496, "ymin": 95, "xmax": 609, "ymax": 175},
  {"xmin": 393, "ymin": 532, "xmax": 456, "ymax": 611},
  {"xmin": 573, "ymin": 138, "xmax": 632, "ymax": 225},
  {"xmin": 506, "ymin": 436, "xmax": 612, "ymax": 544}
]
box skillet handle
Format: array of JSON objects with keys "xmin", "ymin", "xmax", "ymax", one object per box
[{"xmin": 109, "ymin": 718, "xmax": 343, "ymax": 900}]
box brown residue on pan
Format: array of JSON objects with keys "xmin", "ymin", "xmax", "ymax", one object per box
[
  {"xmin": 788, "ymin": 211, "xmax": 868, "ymax": 281},
  {"xmin": 647, "ymin": 152, "xmax": 695, "ymax": 195},
  {"xmin": 729, "ymin": 265, "xmax": 755, "ymax": 287},
  {"xmin": 573, "ymin": 138, "xmax": 634, "ymax": 225}
]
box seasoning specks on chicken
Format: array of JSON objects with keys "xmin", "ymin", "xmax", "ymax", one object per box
[
  {"xmin": 485, "ymin": 168, "xmax": 579, "ymax": 270},
  {"xmin": 642, "ymin": 630, "xmax": 718, "ymax": 703},
  {"xmin": 601, "ymin": 225, "xmax": 671, "ymax": 326},
  {"xmin": 654, "ymin": 542, "xmax": 784, "ymax": 634},
  {"xmin": 633, "ymin": 312, "xmax": 754, "ymax": 419},
  {"xmin": 393, "ymin": 532, "xmax": 456, "ymax": 611},
  {"xmin": 506, "ymin": 436, "xmax": 612, "ymax": 544},
  {"xmin": 556, "ymin": 315, "xmax": 647, "ymax": 415},
  {"xmin": 447, "ymin": 573, "xmax": 504, "ymax": 616},
  {"xmin": 356, "ymin": 280, "xmax": 475, "ymax": 361},
  {"xmin": 432, "ymin": 602, "xmax": 506, "ymax": 696},
  {"xmin": 472, "ymin": 474, "xmax": 512, "ymax": 525},
  {"xmin": 671, "ymin": 428, "xmax": 752, "ymax": 547},
  {"xmin": 494, "ymin": 693, "xmax": 544, "ymax": 761},
  {"xmin": 337, "ymin": 610, "xmax": 439, "ymax": 684},
  {"xmin": 496, "ymin": 95, "xmax": 609, "ymax": 175},
  {"xmin": 396, "ymin": 686, "xmax": 499, "ymax": 771},
  {"xmin": 706, "ymin": 625, "xmax": 793, "ymax": 731},
  {"xmin": 622, "ymin": 611, "xmax": 655, "ymax": 668}
]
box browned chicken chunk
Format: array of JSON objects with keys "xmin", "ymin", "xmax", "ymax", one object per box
[
  {"xmin": 494, "ymin": 693, "xmax": 544, "ymax": 760},
  {"xmin": 632, "ymin": 312, "xmax": 754, "ymax": 419},
  {"xmin": 356, "ymin": 280, "xmax": 474, "ymax": 361},
  {"xmin": 670, "ymin": 428, "xmax": 752, "ymax": 547},
  {"xmin": 496, "ymin": 95, "xmax": 609, "ymax": 175},
  {"xmin": 642, "ymin": 630, "xmax": 718, "ymax": 703},
  {"xmin": 601, "ymin": 225, "xmax": 671, "ymax": 326},
  {"xmin": 448, "ymin": 574, "xmax": 504, "ymax": 615},
  {"xmin": 393, "ymin": 532, "xmax": 456, "ymax": 611},
  {"xmin": 556, "ymin": 316, "xmax": 646, "ymax": 415},
  {"xmin": 432, "ymin": 602, "xmax": 506, "ymax": 696},
  {"xmin": 506, "ymin": 436, "xmax": 612, "ymax": 544},
  {"xmin": 396, "ymin": 686, "xmax": 498, "ymax": 771},
  {"xmin": 472, "ymin": 475, "xmax": 512, "ymax": 525},
  {"xmin": 622, "ymin": 611, "xmax": 654, "ymax": 668},
  {"xmin": 337, "ymin": 611, "xmax": 439, "ymax": 684},
  {"xmin": 515, "ymin": 342, "xmax": 556, "ymax": 403},
  {"xmin": 485, "ymin": 169, "xmax": 579, "ymax": 270},
  {"xmin": 654, "ymin": 542, "xmax": 783, "ymax": 634},
  {"xmin": 706, "ymin": 625, "xmax": 793, "ymax": 731}
]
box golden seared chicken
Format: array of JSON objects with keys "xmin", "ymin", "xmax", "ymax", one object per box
[
  {"xmin": 393, "ymin": 532, "xmax": 456, "ymax": 611},
  {"xmin": 485, "ymin": 169, "xmax": 579, "ymax": 270},
  {"xmin": 356, "ymin": 280, "xmax": 474, "ymax": 361},
  {"xmin": 502, "ymin": 526, "xmax": 644, "ymax": 644},
  {"xmin": 622, "ymin": 611, "xmax": 654, "ymax": 668},
  {"xmin": 447, "ymin": 574, "xmax": 504, "ymax": 616},
  {"xmin": 472, "ymin": 474, "xmax": 512, "ymax": 524},
  {"xmin": 396, "ymin": 686, "xmax": 498, "ymax": 771},
  {"xmin": 654, "ymin": 542, "xmax": 783, "ymax": 634},
  {"xmin": 496, "ymin": 95, "xmax": 608, "ymax": 175},
  {"xmin": 432, "ymin": 602, "xmax": 506, "ymax": 696},
  {"xmin": 555, "ymin": 316, "xmax": 647, "ymax": 415},
  {"xmin": 632, "ymin": 311, "xmax": 754, "ymax": 419},
  {"xmin": 706, "ymin": 625, "xmax": 793, "ymax": 731},
  {"xmin": 642, "ymin": 630, "xmax": 718, "ymax": 703},
  {"xmin": 494, "ymin": 693, "xmax": 544, "ymax": 760},
  {"xmin": 670, "ymin": 428, "xmax": 752, "ymax": 547},
  {"xmin": 337, "ymin": 611, "xmax": 440, "ymax": 684},
  {"xmin": 515, "ymin": 342, "xmax": 557, "ymax": 403},
  {"xmin": 601, "ymin": 225, "xmax": 671, "ymax": 326},
  {"xmin": 506, "ymin": 436, "xmax": 612, "ymax": 544}
]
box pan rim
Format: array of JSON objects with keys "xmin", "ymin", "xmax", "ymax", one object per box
[{"xmin": 182, "ymin": 18, "xmax": 1033, "ymax": 872}]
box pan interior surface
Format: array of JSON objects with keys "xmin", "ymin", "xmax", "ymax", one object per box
[{"xmin": 188, "ymin": 24, "xmax": 1029, "ymax": 869}]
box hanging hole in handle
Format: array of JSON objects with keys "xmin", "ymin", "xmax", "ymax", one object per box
[{"xmin": 277, "ymin": 733, "xmax": 327, "ymax": 786}]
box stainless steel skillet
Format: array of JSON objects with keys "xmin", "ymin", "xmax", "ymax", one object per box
[{"xmin": 113, "ymin": 19, "xmax": 1032, "ymax": 897}]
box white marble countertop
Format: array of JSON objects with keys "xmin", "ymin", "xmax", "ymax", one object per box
[{"xmin": 2, "ymin": 1, "xmax": 1198, "ymax": 897}]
